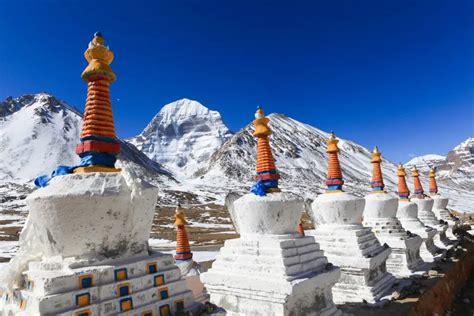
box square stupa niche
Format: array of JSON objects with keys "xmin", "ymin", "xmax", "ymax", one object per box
[
  {"xmin": 75, "ymin": 292, "xmax": 90, "ymax": 307},
  {"xmin": 154, "ymin": 274, "xmax": 165, "ymax": 286},
  {"xmin": 175, "ymin": 299, "xmax": 185, "ymax": 312},
  {"xmin": 159, "ymin": 288, "xmax": 169, "ymax": 300},
  {"xmin": 147, "ymin": 262, "xmax": 158, "ymax": 274},
  {"xmin": 79, "ymin": 275, "xmax": 93, "ymax": 289},
  {"xmin": 120, "ymin": 297, "xmax": 133, "ymax": 312},
  {"xmin": 115, "ymin": 268, "xmax": 128, "ymax": 281},
  {"xmin": 117, "ymin": 283, "xmax": 131, "ymax": 297},
  {"xmin": 159, "ymin": 304, "xmax": 171, "ymax": 316},
  {"xmin": 75, "ymin": 308, "xmax": 91, "ymax": 316},
  {"xmin": 141, "ymin": 310, "xmax": 153, "ymax": 316}
]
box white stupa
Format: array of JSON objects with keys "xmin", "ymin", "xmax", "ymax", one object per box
[
  {"xmin": 310, "ymin": 134, "xmax": 396, "ymax": 304},
  {"xmin": 362, "ymin": 147, "xmax": 425, "ymax": 278},
  {"xmin": 395, "ymin": 165, "xmax": 443, "ymax": 263},
  {"xmin": 410, "ymin": 166, "xmax": 451, "ymax": 250},
  {"xmin": 428, "ymin": 168, "xmax": 458, "ymax": 241},
  {"xmin": 201, "ymin": 108, "xmax": 342, "ymax": 316},
  {"xmin": 0, "ymin": 33, "xmax": 197, "ymax": 316}
]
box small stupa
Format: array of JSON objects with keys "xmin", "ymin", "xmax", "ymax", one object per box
[
  {"xmin": 174, "ymin": 205, "xmax": 208, "ymax": 303},
  {"xmin": 395, "ymin": 164, "xmax": 443, "ymax": 263},
  {"xmin": 201, "ymin": 107, "xmax": 342, "ymax": 315},
  {"xmin": 310, "ymin": 134, "xmax": 395, "ymax": 304},
  {"xmin": 0, "ymin": 33, "xmax": 197, "ymax": 316},
  {"xmin": 362, "ymin": 147, "xmax": 425, "ymax": 277},
  {"xmin": 429, "ymin": 168, "xmax": 458, "ymax": 241},
  {"xmin": 410, "ymin": 166, "xmax": 450, "ymax": 250}
]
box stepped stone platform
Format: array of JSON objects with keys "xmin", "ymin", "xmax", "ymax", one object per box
[
  {"xmin": 412, "ymin": 197, "xmax": 452, "ymax": 250},
  {"xmin": 311, "ymin": 192, "xmax": 396, "ymax": 304},
  {"xmin": 397, "ymin": 200, "xmax": 445, "ymax": 263},
  {"xmin": 363, "ymin": 193, "xmax": 426, "ymax": 278},
  {"xmin": 202, "ymin": 192, "xmax": 342, "ymax": 316}
]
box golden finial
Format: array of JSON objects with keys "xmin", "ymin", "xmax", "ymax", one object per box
[
  {"xmin": 82, "ymin": 32, "xmax": 116, "ymax": 82},
  {"xmin": 253, "ymin": 106, "xmax": 271, "ymax": 137},
  {"xmin": 327, "ymin": 132, "xmax": 339, "ymax": 153},
  {"xmin": 371, "ymin": 146, "xmax": 381, "ymax": 162},
  {"xmin": 429, "ymin": 167, "xmax": 436, "ymax": 177},
  {"xmin": 397, "ymin": 163, "xmax": 406, "ymax": 176},
  {"xmin": 373, "ymin": 146, "xmax": 379, "ymax": 154},
  {"xmin": 174, "ymin": 204, "xmax": 187, "ymax": 226}
]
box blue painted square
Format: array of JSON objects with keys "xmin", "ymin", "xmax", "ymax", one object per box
[
  {"xmin": 148, "ymin": 263, "xmax": 157, "ymax": 274},
  {"xmin": 81, "ymin": 277, "xmax": 93, "ymax": 289},
  {"xmin": 160, "ymin": 289, "xmax": 169, "ymax": 300},
  {"xmin": 119, "ymin": 285, "xmax": 130, "ymax": 296},
  {"xmin": 78, "ymin": 312, "xmax": 90, "ymax": 316},
  {"xmin": 175, "ymin": 300, "xmax": 185, "ymax": 311}
]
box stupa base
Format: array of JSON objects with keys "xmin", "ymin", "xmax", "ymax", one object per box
[
  {"xmin": 312, "ymin": 225, "xmax": 396, "ymax": 304},
  {"xmin": 363, "ymin": 216, "xmax": 426, "ymax": 278},
  {"xmin": 0, "ymin": 251, "xmax": 198, "ymax": 316},
  {"xmin": 201, "ymin": 235, "xmax": 342, "ymax": 316}
]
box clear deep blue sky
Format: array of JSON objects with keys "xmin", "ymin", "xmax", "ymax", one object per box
[{"xmin": 0, "ymin": 0, "xmax": 472, "ymax": 163}]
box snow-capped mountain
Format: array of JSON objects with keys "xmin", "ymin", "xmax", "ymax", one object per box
[
  {"xmin": 406, "ymin": 137, "xmax": 474, "ymax": 192},
  {"xmin": 129, "ymin": 99, "xmax": 232, "ymax": 179},
  {"xmin": 0, "ymin": 93, "xmax": 172, "ymax": 184},
  {"xmin": 194, "ymin": 113, "xmax": 400, "ymax": 196}
]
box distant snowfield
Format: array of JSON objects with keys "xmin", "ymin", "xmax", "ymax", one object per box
[{"xmin": 0, "ymin": 239, "xmax": 218, "ymax": 263}]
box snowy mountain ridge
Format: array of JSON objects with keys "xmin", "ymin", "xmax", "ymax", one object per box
[{"xmin": 0, "ymin": 93, "xmax": 472, "ymax": 213}]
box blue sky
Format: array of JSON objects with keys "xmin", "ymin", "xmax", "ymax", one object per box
[{"xmin": 0, "ymin": 0, "xmax": 472, "ymax": 163}]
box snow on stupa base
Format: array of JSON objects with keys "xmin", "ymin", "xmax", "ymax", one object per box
[
  {"xmin": 397, "ymin": 201, "xmax": 445, "ymax": 263},
  {"xmin": 311, "ymin": 192, "xmax": 396, "ymax": 304},
  {"xmin": 412, "ymin": 197, "xmax": 453, "ymax": 250},
  {"xmin": 201, "ymin": 192, "xmax": 342, "ymax": 316},
  {"xmin": 431, "ymin": 195, "xmax": 459, "ymax": 241},
  {"xmin": 363, "ymin": 193, "xmax": 426, "ymax": 278},
  {"xmin": 0, "ymin": 172, "xmax": 198, "ymax": 315}
]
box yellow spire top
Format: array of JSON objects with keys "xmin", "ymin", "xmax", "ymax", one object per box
[
  {"xmin": 397, "ymin": 164, "xmax": 406, "ymax": 176},
  {"xmin": 253, "ymin": 106, "xmax": 272, "ymax": 137},
  {"xmin": 371, "ymin": 146, "xmax": 381, "ymax": 163},
  {"xmin": 412, "ymin": 166, "xmax": 419, "ymax": 177},
  {"xmin": 174, "ymin": 204, "xmax": 187, "ymax": 226},
  {"xmin": 326, "ymin": 132, "xmax": 339, "ymax": 153},
  {"xmin": 429, "ymin": 167, "xmax": 436, "ymax": 178},
  {"xmin": 82, "ymin": 32, "xmax": 116, "ymax": 82}
]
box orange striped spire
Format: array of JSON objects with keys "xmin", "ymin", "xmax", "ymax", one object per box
[
  {"xmin": 74, "ymin": 32, "xmax": 120, "ymax": 173},
  {"xmin": 174, "ymin": 205, "xmax": 193, "ymax": 263},
  {"xmin": 429, "ymin": 168, "xmax": 438, "ymax": 194},
  {"xmin": 397, "ymin": 164, "xmax": 410, "ymax": 200},
  {"xmin": 412, "ymin": 166, "xmax": 424, "ymax": 196},
  {"xmin": 370, "ymin": 146, "xmax": 384, "ymax": 192},
  {"xmin": 326, "ymin": 132, "xmax": 344, "ymax": 192},
  {"xmin": 251, "ymin": 107, "xmax": 281, "ymax": 196},
  {"xmin": 297, "ymin": 217, "xmax": 305, "ymax": 237}
]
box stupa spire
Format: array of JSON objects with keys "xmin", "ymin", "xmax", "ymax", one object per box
[
  {"xmin": 412, "ymin": 166, "xmax": 424, "ymax": 196},
  {"xmin": 174, "ymin": 204, "xmax": 193, "ymax": 263},
  {"xmin": 326, "ymin": 132, "xmax": 344, "ymax": 192},
  {"xmin": 429, "ymin": 168, "xmax": 438, "ymax": 194},
  {"xmin": 370, "ymin": 146, "xmax": 385, "ymax": 192},
  {"xmin": 297, "ymin": 217, "xmax": 305, "ymax": 237},
  {"xmin": 251, "ymin": 106, "xmax": 281, "ymax": 196},
  {"xmin": 75, "ymin": 32, "xmax": 120, "ymax": 173},
  {"xmin": 397, "ymin": 164, "xmax": 410, "ymax": 200}
]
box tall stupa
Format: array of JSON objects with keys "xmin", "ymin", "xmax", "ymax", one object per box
[
  {"xmin": 395, "ymin": 164, "xmax": 443, "ymax": 263},
  {"xmin": 362, "ymin": 147, "xmax": 425, "ymax": 277},
  {"xmin": 410, "ymin": 166, "xmax": 451, "ymax": 250},
  {"xmin": 429, "ymin": 168, "xmax": 458, "ymax": 241},
  {"xmin": 0, "ymin": 33, "xmax": 197, "ymax": 316},
  {"xmin": 201, "ymin": 107, "xmax": 342, "ymax": 315}
]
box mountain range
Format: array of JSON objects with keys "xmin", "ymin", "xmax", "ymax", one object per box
[{"xmin": 1, "ymin": 93, "xmax": 472, "ymax": 213}]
